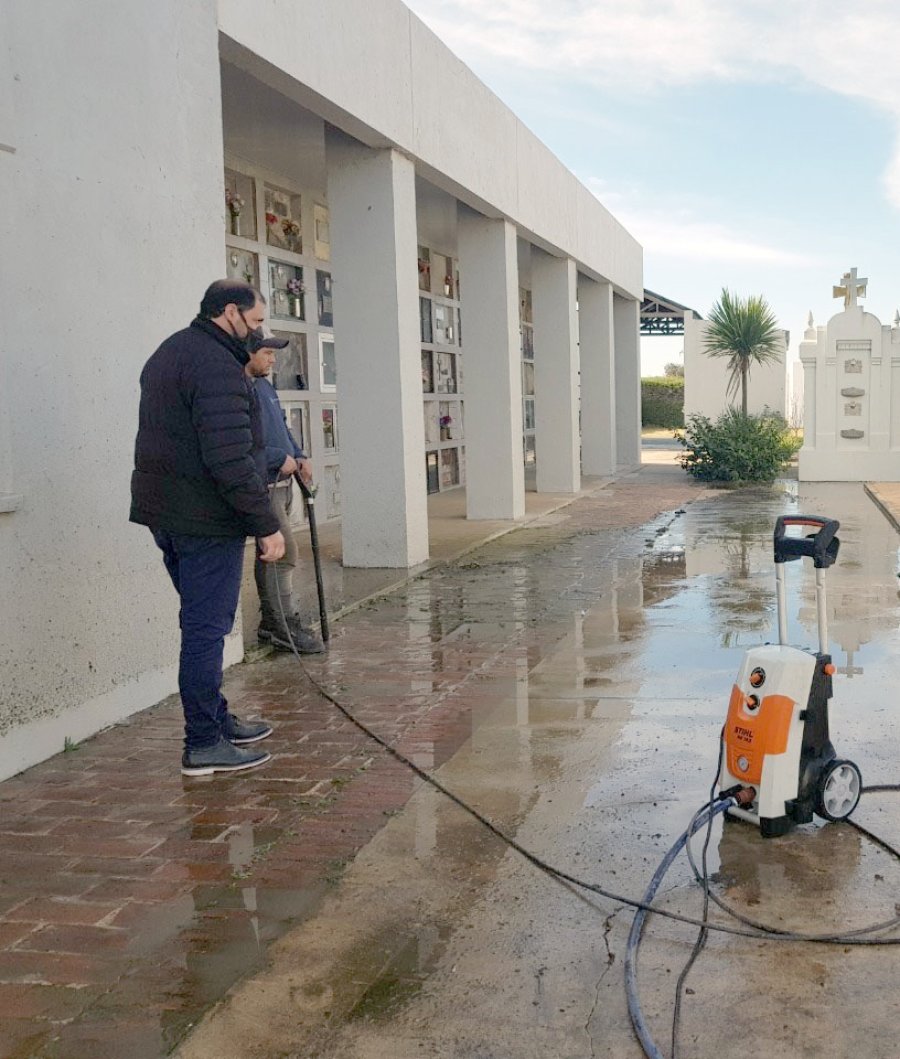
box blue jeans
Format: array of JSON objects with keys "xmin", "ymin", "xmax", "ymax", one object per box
[{"xmin": 152, "ymin": 531, "xmax": 245, "ymax": 751}]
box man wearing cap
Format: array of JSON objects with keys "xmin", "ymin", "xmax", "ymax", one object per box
[
  {"xmin": 245, "ymin": 333, "xmax": 325, "ymax": 655},
  {"xmin": 131, "ymin": 279, "xmax": 285, "ymax": 776}
]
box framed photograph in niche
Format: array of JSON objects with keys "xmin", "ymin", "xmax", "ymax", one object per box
[
  {"xmin": 269, "ymin": 260, "xmax": 304, "ymax": 320},
  {"xmin": 271, "ymin": 331, "xmax": 308, "ymax": 391},
  {"xmin": 522, "ymin": 361, "xmax": 535, "ymax": 396},
  {"xmin": 322, "ymin": 405, "xmax": 338, "ymax": 452},
  {"xmin": 424, "ymin": 403, "xmax": 439, "ymax": 446},
  {"xmin": 264, "ymin": 184, "xmax": 302, "ymax": 253},
  {"xmin": 224, "ymin": 168, "xmax": 256, "ymax": 240},
  {"xmin": 417, "ymin": 247, "xmax": 431, "ymax": 292},
  {"xmin": 519, "ymin": 288, "xmax": 533, "ymax": 325},
  {"xmin": 225, "ymin": 247, "xmax": 258, "ymax": 287},
  {"xmin": 434, "ymin": 303, "xmax": 450, "ymax": 344},
  {"xmin": 319, "ymin": 335, "xmax": 337, "ymax": 390},
  {"xmin": 287, "ymin": 403, "xmax": 310, "ymax": 455},
  {"xmin": 421, "ymin": 350, "xmax": 434, "ymax": 393},
  {"xmin": 521, "ymin": 325, "xmax": 534, "ymax": 359},
  {"xmin": 440, "ymin": 448, "xmax": 459, "ymax": 488},
  {"xmin": 425, "ymin": 451, "xmax": 440, "ymax": 494},
  {"xmin": 314, "ymin": 204, "xmax": 330, "ymax": 261},
  {"xmin": 317, "ymin": 270, "xmax": 333, "ymax": 327},
  {"xmin": 436, "ymin": 352, "xmax": 457, "ymax": 394},
  {"xmin": 324, "ymin": 465, "xmax": 341, "ymax": 518},
  {"xmin": 419, "ymin": 297, "xmax": 433, "ymax": 343}
]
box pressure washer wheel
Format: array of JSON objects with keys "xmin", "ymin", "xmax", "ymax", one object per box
[{"xmin": 815, "ymin": 759, "xmax": 862, "ymax": 821}]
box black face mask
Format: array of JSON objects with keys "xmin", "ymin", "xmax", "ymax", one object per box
[{"xmin": 238, "ymin": 312, "xmax": 264, "ymax": 352}]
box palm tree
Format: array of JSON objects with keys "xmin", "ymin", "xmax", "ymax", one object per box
[{"xmin": 703, "ymin": 289, "xmax": 783, "ymax": 414}]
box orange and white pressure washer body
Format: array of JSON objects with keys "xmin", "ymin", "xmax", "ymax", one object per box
[{"xmin": 719, "ymin": 516, "xmax": 861, "ymax": 838}]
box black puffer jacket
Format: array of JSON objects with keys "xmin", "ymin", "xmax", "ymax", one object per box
[{"xmin": 130, "ymin": 318, "xmax": 279, "ymax": 538}]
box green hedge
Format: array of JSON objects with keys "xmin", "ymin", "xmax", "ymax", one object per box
[
  {"xmin": 641, "ymin": 377, "xmax": 684, "ymax": 429},
  {"xmin": 676, "ymin": 409, "xmax": 800, "ymax": 483}
]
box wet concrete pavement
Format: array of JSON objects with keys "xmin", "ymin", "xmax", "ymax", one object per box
[
  {"xmin": 4, "ymin": 458, "xmax": 900, "ymax": 1058},
  {"xmin": 179, "ymin": 472, "xmax": 900, "ymax": 1058}
]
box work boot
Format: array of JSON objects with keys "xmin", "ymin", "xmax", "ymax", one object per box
[
  {"xmin": 224, "ymin": 713, "xmax": 273, "ymax": 745},
  {"xmin": 258, "ymin": 616, "xmax": 325, "ymax": 654},
  {"xmin": 181, "ymin": 737, "xmax": 271, "ymax": 777}
]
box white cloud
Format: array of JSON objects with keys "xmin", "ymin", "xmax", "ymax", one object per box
[
  {"xmin": 585, "ymin": 178, "xmax": 819, "ymax": 267},
  {"xmin": 405, "ymin": 0, "xmax": 900, "ymax": 207}
]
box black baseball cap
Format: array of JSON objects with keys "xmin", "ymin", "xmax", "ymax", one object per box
[{"xmin": 248, "ymin": 331, "xmax": 289, "ymax": 352}]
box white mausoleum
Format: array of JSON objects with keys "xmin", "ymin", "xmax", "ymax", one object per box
[
  {"xmin": 799, "ymin": 269, "xmax": 900, "ymax": 481},
  {"xmin": 0, "ymin": 0, "xmax": 643, "ymax": 780}
]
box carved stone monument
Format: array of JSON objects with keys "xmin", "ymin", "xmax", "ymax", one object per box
[{"xmin": 798, "ymin": 268, "xmax": 900, "ymax": 480}]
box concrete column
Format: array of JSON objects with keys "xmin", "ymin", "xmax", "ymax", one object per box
[
  {"xmin": 532, "ymin": 252, "xmax": 580, "ymax": 493},
  {"xmin": 579, "ymin": 277, "xmax": 616, "ymax": 476},
  {"xmin": 801, "ymin": 359, "xmax": 816, "ymax": 446},
  {"xmin": 613, "ymin": 294, "xmax": 641, "ymax": 470},
  {"xmin": 326, "ymin": 131, "xmax": 428, "ymax": 567},
  {"xmin": 457, "ymin": 209, "xmax": 525, "ymax": 520}
]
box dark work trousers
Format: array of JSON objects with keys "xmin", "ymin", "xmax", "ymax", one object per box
[
  {"xmin": 254, "ymin": 482, "xmax": 298, "ymax": 627},
  {"xmin": 152, "ymin": 530, "xmax": 245, "ymax": 751}
]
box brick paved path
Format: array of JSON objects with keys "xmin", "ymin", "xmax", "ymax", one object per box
[{"xmin": 0, "ymin": 469, "xmax": 711, "ymax": 1058}]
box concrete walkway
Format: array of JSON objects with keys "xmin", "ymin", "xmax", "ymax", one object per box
[
  {"xmin": 3, "ymin": 455, "xmax": 899, "ymax": 1058},
  {"xmin": 0, "ymin": 457, "xmax": 702, "ymax": 1059}
]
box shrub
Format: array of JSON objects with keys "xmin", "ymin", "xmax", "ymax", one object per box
[
  {"xmin": 676, "ymin": 409, "xmax": 800, "ymax": 483},
  {"xmin": 641, "ymin": 376, "xmax": 684, "ymax": 429}
]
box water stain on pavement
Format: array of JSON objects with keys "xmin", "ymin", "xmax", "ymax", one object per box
[{"xmin": 175, "ymin": 477, "xmax": 900, "ymax": 1059}]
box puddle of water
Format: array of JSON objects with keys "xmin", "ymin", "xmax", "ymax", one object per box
[{"xmin": 168, "ymin": 480, "xmax": 900, "ymax": 1055}]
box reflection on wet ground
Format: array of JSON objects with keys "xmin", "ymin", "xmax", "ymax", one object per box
[
  {"xmin": 177, "ymin": 478, "xmax": 900, "ymax": 1059},
  {"xmin": 5, "ymin": 471, "xmax": 900, "ymax": 1058}
]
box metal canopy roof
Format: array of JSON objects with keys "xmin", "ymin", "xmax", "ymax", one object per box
[{"xmin": 640, "ymin": 289, "xmax": 702, "ymax": 336}]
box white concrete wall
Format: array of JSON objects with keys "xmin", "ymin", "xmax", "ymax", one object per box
[
  {"xmin": 0, "ymin": 0, "xmax": 227, "ymax": 779},
  {"xmin": 216, "ymin": 0, "xmax": 642, "ymax": 300},
  {"xmin": 684, "ymin": 316, "xmax": 788, "ymax": 420},
  {"xmin": 0, "ymin": 0, "xmax": 643, "ymax": 778}
]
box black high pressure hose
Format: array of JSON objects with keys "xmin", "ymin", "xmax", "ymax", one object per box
[
  {"xmin": 624, "ymin": 798, "xmax": 734, "ymax": 1059},
  {"xmin": 271, "ymin": 569, "xmax": 900, "ymax": 1059}
]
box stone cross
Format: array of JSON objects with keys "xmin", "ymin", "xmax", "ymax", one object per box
[{"xmin": 833, "ymin": 267, "xmax": 868, "ymax": 309}]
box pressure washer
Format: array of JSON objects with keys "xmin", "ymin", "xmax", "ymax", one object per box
[{"xmin": 718, "ymin": 515, "xmax": 862, "ymax": 836}]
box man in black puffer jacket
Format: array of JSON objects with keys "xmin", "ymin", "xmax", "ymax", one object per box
[{"xmin": 131, "ymin": 280, "xmax": 285, "ymax": 776}]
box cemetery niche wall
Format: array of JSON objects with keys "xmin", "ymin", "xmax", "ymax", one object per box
[{"xmin": 799, "ymin": 268, "xmax": 900, "ymax": 481}]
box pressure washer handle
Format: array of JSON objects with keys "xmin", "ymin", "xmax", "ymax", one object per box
[
  {"xmin": 294, "ymin": 473, "xmax": 315, "ymax": 501},
  {"xmin": 773, "ymin": 515, "xmax": 840, "ymax": 569}
]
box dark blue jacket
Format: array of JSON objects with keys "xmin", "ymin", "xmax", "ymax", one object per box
[
  {"xmin": 253, "ymin": 377, "xmax": 306, "ymax": 484},
  {"xmin": 130, "ymin": 318, "xmax": 278, "ymax": 538}
]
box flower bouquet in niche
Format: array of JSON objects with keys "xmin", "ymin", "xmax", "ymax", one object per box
[
  {"xmin": 286, "ymin": 277, "xmax": 304, "ymax": 318},
  {"xmin": 282, "ymin": 218, "xmax": 301, "ymax": 253},
  {"xmin": 440, "ymin": 413, "xmax": 453, "ymax": 440},
  {"xmin": 225, "ymin": 189, "xmax": 244, "ymax": 236}
]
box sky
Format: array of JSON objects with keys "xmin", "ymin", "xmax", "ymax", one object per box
[{"xmin": 403, "ymin": 0, "xmax": 900, "ymax": 376}]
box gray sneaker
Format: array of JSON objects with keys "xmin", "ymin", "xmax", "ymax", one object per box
[
  {"xmin": 224, "ymin": 713, "xmax": 273, "ymax": 745},
  {"xmin": 181, "ymin": 737, "xmax": 271, "ymax": 777}
]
